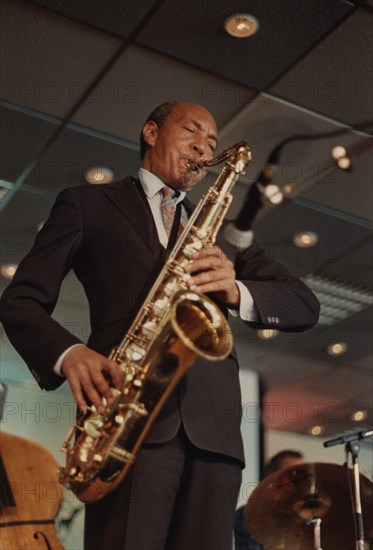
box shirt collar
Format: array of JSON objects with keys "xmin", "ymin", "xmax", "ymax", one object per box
[{"xmin": 139, "ymin": 168, "xmax": 186, "ymax": 204}]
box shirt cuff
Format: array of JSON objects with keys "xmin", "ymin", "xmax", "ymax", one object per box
[
  {"xmin": 229, "ymin": 280, "xmax": 258, "ymax": 322},
  {"xmin": 53, "ymin": 343, "xmax": 85, "ymax": 377}
]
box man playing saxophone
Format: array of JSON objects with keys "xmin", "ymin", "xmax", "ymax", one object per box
[{"xmin": 0, "ymin": 101, "xmax": 319, "ymax": 550}]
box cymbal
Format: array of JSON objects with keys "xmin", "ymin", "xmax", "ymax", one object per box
[{"xmin": 245, "ymin": 463, "xmax": 373, "ymax": 550}]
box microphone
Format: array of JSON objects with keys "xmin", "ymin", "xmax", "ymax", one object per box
[
  {"xmin": 224, "ymin": 155, "xmax": 283, "ymax": 249},
  {"xmin": 223, "ymin": 182, "xmax": 261, "ymax": 249},
  {"xmin": 324, "ymin": 429, "xmax": 373, "ymax": 448}
]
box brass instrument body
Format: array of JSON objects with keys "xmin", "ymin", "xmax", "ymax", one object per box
[{"xmin": 60, "ymin": 142, "xmax": 252, "ymax": 503}]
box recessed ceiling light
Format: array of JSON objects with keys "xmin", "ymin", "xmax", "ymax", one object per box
[
  {"xmin": 1, "ymin": 263, "xmax": 18, "ymax": 279},
  {"xmin": 85, "ymin": 167, "xmax": 114, "ymax": 184},
  {"xmin": 351, "ymin": 410, "xmax": 367, "ymax": 422},
  {"xmin": 331, "ymin": 146, "xmax": 347, "ymax": 160},
  {"xmin": 309, "ymin": 425, "xmax": 324, "ymax": 436},
  {"xmin": 293, "ymin": 231, "xmax": 318, "ymax": 248},
  {"xmin": 337, "ymin": 157, "xmax": 351, "ymax": 170},
  {"xmin": 224, "ymin": 14, "xmax": 259, "ymax": 38},
  {"xmin": 327, "ymin": 342, "xmax": 348, "ymax": 356},
  {"xmin": 258, "ymin": 329, "xmax": 279, "ymax": 340}
]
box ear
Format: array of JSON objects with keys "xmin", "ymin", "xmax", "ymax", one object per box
[{"xmin": 142, "ymin": 121, "xmax": 159, "ymax": 147}]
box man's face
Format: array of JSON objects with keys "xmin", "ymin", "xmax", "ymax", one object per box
[{"xmin": 141, "ymin": 102, "xmax": 218, "ymax": 192}]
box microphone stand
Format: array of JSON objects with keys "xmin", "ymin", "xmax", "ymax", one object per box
[
  {"xmin": 223, "ymin": 162, "xmax": 283, "ymax": 249},
  {"xmin": 348, "ymin": 441, "xmax": 365, "ymax": 550},
  {"xmin": 324, "ymin": 430, "xmax": 373, "ymax": 550}
]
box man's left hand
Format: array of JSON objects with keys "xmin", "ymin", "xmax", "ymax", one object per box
[{"xmin": 184, "ymin": 245, "xmax": 240, "ymax": 307}]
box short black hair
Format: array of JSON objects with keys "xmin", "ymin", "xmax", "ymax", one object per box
[
  {"xmin": 264, "ymin": 450, "xmax": 304, "ymax": 477},
  {"xmin": 139, "ymin": 101, "xmax": 178, "ymax": 160}
]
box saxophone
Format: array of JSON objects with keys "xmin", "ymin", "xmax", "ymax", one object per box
[{"xmin": 59, "ymin": 141, "xmax": 252, "ymax": 503}]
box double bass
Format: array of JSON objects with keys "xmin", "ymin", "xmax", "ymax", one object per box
[{"xmin": 0, "ymin": 383, "xmax": 64, "ymax": 549}]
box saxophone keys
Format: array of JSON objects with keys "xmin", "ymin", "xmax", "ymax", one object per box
[
  {"xmin": 127, "ymin": 402, "xmax": 148, "ymax": 417},
  {"xmin": 84, "ymin": 418, "xmax": 103, "ymax": 438},
  {"xmin": 153, "ymin": 298, "xmax": 168, "ymax": 315},
  {"xmin": 164, "ymin": 281, "xmax": 178, "ymax": 296},
  {"xmin": 183, "ymin": 240, "xmax": 203, "ymax": 259},
  {"xmin": 142, "ymin": 320, "xmax": 158, "ymax": 336},
  {"xmin": 109, "ymin": 446, "xmax": 135, "ymax": 464},
  {"xmin": 125, "ymin": 343, "xmax": 145, "ymax": 361},
  {"xmin": 193, "ymin": 237, "xmax": 204, "ymax": 245}
]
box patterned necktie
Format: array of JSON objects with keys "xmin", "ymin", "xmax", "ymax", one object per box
[{"xmin": 160, "ymin": 186, "xmax": 177, "ymax": 238}]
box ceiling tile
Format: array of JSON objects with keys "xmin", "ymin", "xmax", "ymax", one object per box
[
  {"xmin": 27, "ymin": 0, "xmax": 159, "ymax": 37},
  {"xmin": 136, "ymin": 0, "xmax": 353, "ymax": 90},
  {"xmin": 304, "ymin": 365, "xmax": 372, "ymax": 401},
  {"xmin": 251, "ymin": 201, "xmax": 372, "ymax": 277},
  {"xmin": 0, "ymin": 104, "xmax": 140, "ymax": 192},
  {"xmin": 273, "ymin": 5, "xmax": 373, "ymax": 129},
  {"xmin": 320, "ymin": 237, "xmax": 373, "ymax": 286},
  {"xmin": 73, "ymin": 44, "xmax": 256, "ymax": 142},
  {"xmin": 1, "ymin": 0, "xmax": 121, "ymax": 118}
]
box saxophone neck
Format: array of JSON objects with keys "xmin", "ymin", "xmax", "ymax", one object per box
[{"xmin": 203, "ymin": 141, "xmax": 251, "ymax": 174}]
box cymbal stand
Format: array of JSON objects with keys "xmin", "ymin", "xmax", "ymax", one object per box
[
  {"xmin": 305, "ymin": 494, "xmax": 323, "ymax": 550},
  {"xmin": 307, "ymin": 516, "xmax": 322, "ymax": 550}
]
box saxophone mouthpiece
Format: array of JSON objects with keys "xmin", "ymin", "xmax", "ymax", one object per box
[{"xmin": 186, "ymin": 158, "xmax": 205, "ymax": 173}]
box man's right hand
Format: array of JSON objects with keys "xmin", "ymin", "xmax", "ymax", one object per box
[{"xmin": 61, "ymin": 344, "xmax": 122, "ymax": 412}]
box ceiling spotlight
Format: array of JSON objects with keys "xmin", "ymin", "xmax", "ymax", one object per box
[
  {"xmin": 331, "ymin": 146, "xmax": 347, "ymax": 160},
  {"xmin": 309, "ymin": 425, "xmax": 324, "ymax": 436},
  {"xmin": 258, "ymin": 329, "xmax": 279, "ymax": 340},
  {"xmin": 351, "ymin": 410, "xmax": 367, "ymax": 422},
  {"xmin": 36, "ymin": 221, "xmax": 45, "ymax": 232},
  {"xmin": 1, "ymin": 263, "xmax": 18, "ymax": 279},
  {"xmin": 85, "ymin": 166, "xmax": 114, "ymax": 184},
  {"xmin": 224, "ymin": 14, "xmax": 259, "ymax": 38},
  {"xmin": 337, "ymin": 157, "xmax": 351, "ymax": 170},
  {"xmin": 263, "ymin": 184, "xmax": 283, "ymax": 205},
  {"xmin": 293, "ymin": 231, "xmax": 318, "ymax": 248},
  {"xmin": 331, "ymin": 146, "xmax": 351, "ymax": 170},
  {"xmin": 327, "ymin": 342, "xmax": 348, "ymax": 356}
]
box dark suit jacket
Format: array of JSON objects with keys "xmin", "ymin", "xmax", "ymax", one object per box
[{"xmin": 0, "ymin": 177, "xmax": 319, "ymax": 465}]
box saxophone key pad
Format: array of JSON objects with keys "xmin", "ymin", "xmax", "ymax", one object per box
[
  {"xmin": 142, "ymin": 320, "xmax": 158, "ymax": 336},
  {"xmin": 153, "ymin": 298, "xmax": 168, "ymax": 315},
  {"xmin": 164, "ymin": 282, "xmax": 178, "ymax": 296},
  {"xmin": 193, "ymin": 236, "xmax": 204, "ymax": 245},
  {"xmin": 125, "ymin": 344, "xmax": 145, "ymax": 361},
  {"xmin": 183, "ymin": 241, "xmax": 202, "ymax": 258}
]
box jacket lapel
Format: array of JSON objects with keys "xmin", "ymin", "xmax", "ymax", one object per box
[{"xmin": 104, "ymin": 177, "xmax": 159, "ymax": 254}]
